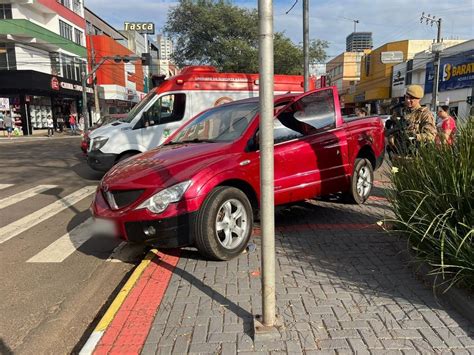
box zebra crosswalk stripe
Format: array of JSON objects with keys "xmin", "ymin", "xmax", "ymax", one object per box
[
  {"xmin": 0, "ymin": 184, "xmax": 14, "ymax": 190},
  {"xmin": 0, "ymin": 186, "xmax": 97, "ymax": 245},
  {"xmin": 27, "ymin": 218, "xmax": 94, "ymax": 263},
  {"xmin": 0, "ymin": 185, "xmax": 58, "ymax": 210}
]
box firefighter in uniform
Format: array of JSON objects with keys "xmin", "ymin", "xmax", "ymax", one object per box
[{"xmin": 386, "ymin": 85, "xmax": 437, "ymax": 157}]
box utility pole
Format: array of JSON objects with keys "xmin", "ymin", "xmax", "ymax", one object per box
[
  {"xmin": 303, "ymin": 0, "xmax": 309, "ymax": 91},
  {"xmin": 253, "ymin": 0, "xmax": 281, "ymax": 340},
  {"xmin": 90, "ymin": 40, "xmax": 101, "ymax": 123},
  {"xmin": 421, "ymin": 12, "xmax": 442, "ymax": 111}
]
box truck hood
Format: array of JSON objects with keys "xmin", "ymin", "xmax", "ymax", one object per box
[
  {"xmin": 102, "ymin": 142, "xmax": 231, "ymax": 190},
  {"xmin": 89, "ymin": 121, "xmax": 130, "ymax": 138}
]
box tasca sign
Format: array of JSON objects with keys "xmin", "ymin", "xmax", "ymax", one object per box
[
  {"xmin": 381, "ymin": 51, "xmax": 404, "ymax": 64},
  {"xmin": 124, "ymin": 22, "xmax": 155, "ymax": 34}
]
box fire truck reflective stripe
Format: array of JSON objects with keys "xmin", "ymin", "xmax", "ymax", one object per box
[
  {"xmin": 0, "ymin": 185, "xmax": 57, "ymax": 210},
  {"xmin": 0, "ymin": 186, "xmax": 96, "ymax": 244},
  {"xmin": 27, "ymin": 218, "xmax": 94, "ymax": 263}
]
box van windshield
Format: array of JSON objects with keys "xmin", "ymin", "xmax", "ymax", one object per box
[
  {"xmin": 170, "ymin": 102, "xmax": 258, "ymax": 143},
  {"xmin": 119, "ymin": 91, "xmax": 157, "ymax": 123}
]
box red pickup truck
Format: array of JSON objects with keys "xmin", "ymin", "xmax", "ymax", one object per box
[{"xmin": 91, "ymin": 87, "xmax": 385, "ymax": 260}]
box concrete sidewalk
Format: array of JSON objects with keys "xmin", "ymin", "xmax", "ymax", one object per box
[{"xmin": 82, "ymin": 169, "xmax": 474, "ymax": 354}]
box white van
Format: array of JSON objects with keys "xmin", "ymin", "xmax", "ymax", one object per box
[{"xmin": 87, "ymin": 66, "xmax": 313, "ymax": 171}]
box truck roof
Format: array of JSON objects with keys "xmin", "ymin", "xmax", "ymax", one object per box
[{"xmin": 154, "ymin": 66, "xmax": 314, "ymax": 93}]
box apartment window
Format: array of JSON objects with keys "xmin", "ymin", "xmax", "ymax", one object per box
[
  {"xmin": 74, "ymin": 28, "xmax": 83, "ymax": 46},
  {"xmin": 50, "ymin": 52, "xmax": 61, "ymax": 75},
  {"xmin": 365, "ymin": 54, "xmax": 371, "ymax": 76},
  {"xmin": 60, "ymin": 54, "xmax": 84, "ymax": 81},
  {"xmin": 0, "ymin": 4, "xmax": 12, "ymax": 19},
  {"xmin": 59, "ymin": 20, "xmax": 73, "ymax": 41},
  {"xmin": 406, "ymin": 59, "xmax": 413, "ymax": 85},
  {"xmin": 72, "ymin": 0, "xmax": 81, "ymax": 14},
  {"xmin": 57, "ymin": 0, "xmax": 71, "ymax": 9},
  {"xmin": 0, "ymin": 43, "xmax": 16, "ymax": 70}
]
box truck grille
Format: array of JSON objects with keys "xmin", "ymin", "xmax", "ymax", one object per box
[{"xmin": 103, "ymin": 189, "xmax": 144, "ymax": 210}]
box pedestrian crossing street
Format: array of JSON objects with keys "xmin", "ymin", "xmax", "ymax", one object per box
[{"xmin": 0, "ymin": 184, "xmax": 140, "ymax": 264}]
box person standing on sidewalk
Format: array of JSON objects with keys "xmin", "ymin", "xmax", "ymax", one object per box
[
  {"xmin": 69, "ymin": 114, "xmax": 77, "ymax": 135},
  {"xmin": 57, "ymin": 116, "xmax": 64, "ymax": 133},
  {"xmin": 436, "ymin": 105, "xmax": 456, "ymax": 145},
  {"xmin": 386, "ymin": 85, "xmax": 437, "ymax": 156},
  {"xmin": 4, "ymin": 113, "xmax": 13, "ymax": 139},
  {"xmin": 47, "ymin": 115, "xmax": 54, "ymax": 137}
]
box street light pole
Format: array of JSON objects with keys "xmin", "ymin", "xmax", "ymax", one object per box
[{"xmin": 303, "ymin": 0, "xmax": 309, "ymax": 91}]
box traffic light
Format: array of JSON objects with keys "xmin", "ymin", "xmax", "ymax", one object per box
[
  {"xmin": 141, "ymin": 53, "xmax": 152, "ymax": 66},
  {"xmin": 467, "ymin": 96, "xmax": 473, "ymax": 105}
]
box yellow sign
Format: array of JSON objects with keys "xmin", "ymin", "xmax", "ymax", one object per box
[{"xmin": 443, "ymin": 62, "xmax": 474, "ymax": 81}]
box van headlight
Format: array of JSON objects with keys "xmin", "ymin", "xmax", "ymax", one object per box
[
  {"xmin": 136, "ymin": 180, "xmax": 192, "ymax": 214},
  {"xmin": 90, "ymin": 136, "xmax": 108, "ymax": 151}
]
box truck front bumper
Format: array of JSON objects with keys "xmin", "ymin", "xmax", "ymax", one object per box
[{"xmin": 87, "ymin": 150, "xmax": 117, "ymax": 172}]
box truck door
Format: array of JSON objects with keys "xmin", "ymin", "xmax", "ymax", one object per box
[
  {"xmin": 274, "ymin": 88, "xmax": 348, "ymax": 199},
  {"xmin": 137, "ymin": 93, "xmax": 188, "ymax": 150}
]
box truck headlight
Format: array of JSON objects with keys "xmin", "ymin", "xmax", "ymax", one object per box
[
  {"xmin": 90, "ymin": 136, "xmax": 108, "ymax": 151},
  {"xmin": 136, "ymin": 180, "xmax": 192, "ymax": 214}
]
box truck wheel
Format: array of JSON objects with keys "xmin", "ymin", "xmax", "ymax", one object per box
[
  {"xmin": 347, "ymin": 158, "xmax": 373, "ymax": 204},
  {"xmin": 194, "ymin": 186, "xmax": 253, "ymax": 261}
]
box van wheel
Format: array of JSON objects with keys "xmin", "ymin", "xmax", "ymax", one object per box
[
  {"xmin": 346, "ymin": 158, "xmax": 373, "ymax": 204},
  {"xmin": 194, "ymin": 186, "xmax": 253, "ymax": 261}
]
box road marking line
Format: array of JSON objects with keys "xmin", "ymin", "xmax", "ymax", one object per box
[
  {"xmin": 27, "ymin": 218, "xmax": 94, "ymax": 263},
  {"xmin": 79, "ymin": 249, "xmax": 161, "ymax": 355},
  {"xmin": 0, "ymin": 184, "xmax": 14, "ymax": 190},
  {"xmin": 0, "ymin": 185, "xmax": 57, "ymax": 210},
  {"xmin": 0, "ymin": 186, "xmax": 96, "ymax": 245}
]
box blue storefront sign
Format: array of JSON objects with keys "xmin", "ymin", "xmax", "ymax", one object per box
[{"xmin": 425, "ymin": 49, "xmax": 474, "ymax": 93}]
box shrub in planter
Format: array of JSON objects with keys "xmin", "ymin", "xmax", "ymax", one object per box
[{"xmin": 386, "ymin": 119, "xmax": 473, "ymax": 291}]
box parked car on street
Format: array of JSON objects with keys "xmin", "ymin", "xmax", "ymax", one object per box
[{"xmin": 91, "ymin": 87, "xmax": 385, "ymax": 261}]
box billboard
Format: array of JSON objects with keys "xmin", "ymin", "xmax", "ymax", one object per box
[
  {"xmin": 124, "ymin": 22, "xmax": 155, "ymax": 35},
  {"xmin": 425, "ymin": 49, "xmax": 474, "ymax": 93}
]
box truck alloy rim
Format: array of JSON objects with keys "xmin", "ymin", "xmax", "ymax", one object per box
[
  {"xmin": 215, "ymin": 199, "xmax": 248, "ymax": 250},
  {"xmin": 357, "ymin": 165, "xmax": 372, "ymax": 198}
]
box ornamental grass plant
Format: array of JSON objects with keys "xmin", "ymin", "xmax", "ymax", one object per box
[{"xmin": 386, "ymin": 119, "xmax": 473, "ymax": 291}]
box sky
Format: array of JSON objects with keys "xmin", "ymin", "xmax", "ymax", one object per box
[{"xmin": 86, "ymin": 0, "xmax": 473, "ymax": 61}]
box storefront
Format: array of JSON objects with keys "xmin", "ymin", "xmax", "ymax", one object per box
[
  {"xmin": 424, "ymin": 49, "xmax": 474, "ymax": 119},
  {"xmin": 0, "ymin": 70, "xmax": 93, "ymax": 135}
]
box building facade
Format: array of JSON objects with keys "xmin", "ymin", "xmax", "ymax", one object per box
[
  {"xmin": 346, "ymin": 32, "xmax": 372, "ymax": 52},
  {"xmin": 392, "ymin": 40, "xmax": 472, "ymax": 120},
  {"xmin": 85, "ymin": 8, "xmax": 145, "ymax": 116},
  {"xmin": 326, "ymin": 52, "xmax": 364, "ymax": 109},
  {"xmin": 0, "ymin": 0, "xmax": 91, "ymax": 134}
]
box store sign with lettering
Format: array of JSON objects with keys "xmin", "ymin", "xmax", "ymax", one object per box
[
  {"xmin": 392, "ymin": 70, "xmax": 405, "ymax": 86},
  {"xmin": 425, "ymin": 49, "xmax": 474, "ymax": 93},
  {"xmin": 124, "ymin": 22, "xmax": 155, "ymax": 34},
  {"xmin": 59, "ymin": 81, "xmax": 93, "ymax": 94},
  {"xmin": 51, "ymin": 77, "xmax": 60, "ymax": 91}
]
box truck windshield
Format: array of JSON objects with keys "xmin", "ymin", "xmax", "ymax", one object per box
[
  {"xmin": 119, "ymin": 91, "xmax": 157, "ymax": 123},
  {"xmin": 170, "ymin": 102, "xmax": 258, "ymax": 143}
]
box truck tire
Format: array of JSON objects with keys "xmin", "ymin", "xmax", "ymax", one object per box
[
  {"xmin": 194, "ymin": 186, "xmax": 253, "ymax": 261},
  {"xmin": 346, "ymin": 158, "xmax": 373, "ymax": 204}
]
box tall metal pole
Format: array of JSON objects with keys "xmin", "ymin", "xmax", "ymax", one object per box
[
  {"xmin": 258, "ymin": 0, "xmax": 275, "ymax": 327},
  {"xmin": 81, "ymin": 72, "xmax": 89, "ymax": 132},
  {"xmin": 91, "ymin": 39, "xmax": 101, "ymax": 123},
  {"xmin": 303, "ymin": 0, "xmax": 309, "ymax": 91},
  {"xmin": 421, "ymin": 13, "xmax": 442, "ymax": 111},
  {"xmin": 432, "ymin": 18, "xmax": 442, "ymax": 111}
]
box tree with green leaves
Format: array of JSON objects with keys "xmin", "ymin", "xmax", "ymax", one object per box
[{"xmin": 164, "ymin": 0, "xmax": 328, "ymax": 74}]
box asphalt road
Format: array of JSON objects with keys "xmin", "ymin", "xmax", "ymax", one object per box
[{"xmin": 0, "ymin": 136, "xmax": 146, "ymax": 354}]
